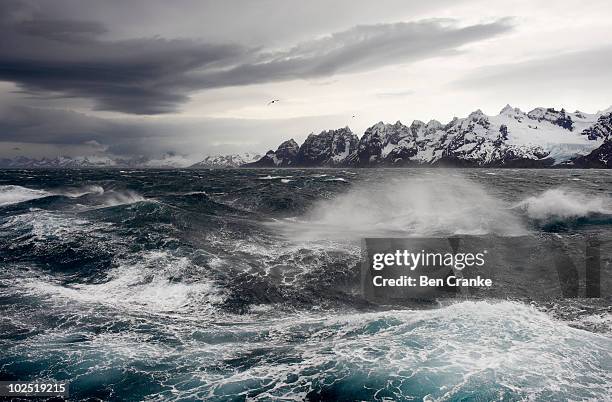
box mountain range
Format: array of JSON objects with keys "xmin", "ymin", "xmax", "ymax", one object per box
[
  {"xmin": 2, "ymin": 105, "xmax": 611, "ymax": 169},
  {"xmin": 0, "ymin": 155, "xmax": 188, "ymax": 169},
  {"xmin": 245, "ymin": 105, "xmax": 612, "ymax": 168},
  {"xmin": 189, "ymin": 153, "xmax": 262, "ymax": 168}
]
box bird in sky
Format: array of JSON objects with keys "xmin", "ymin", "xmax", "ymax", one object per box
[{"xmin": 267, "ymin": 99, "xmax": 280, "ymax": 105}]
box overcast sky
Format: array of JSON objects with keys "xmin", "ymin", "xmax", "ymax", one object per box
[{"xmin": 1, "ymin": 0, "xmax": 611, "ymax": 161}]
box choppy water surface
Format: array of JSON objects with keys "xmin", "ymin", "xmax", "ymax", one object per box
[{"xmin": 0, "ymin": 168, "xmax": 610, "ymax": 401}]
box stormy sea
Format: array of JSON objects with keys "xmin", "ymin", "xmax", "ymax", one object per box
[{"xmin": 0, "ymin": 168, "xmax": 610, "ymax": 401}]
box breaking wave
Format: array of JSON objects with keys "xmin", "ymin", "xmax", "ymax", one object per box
[
  {"xmin": 0, "ymin": 185, "xmax": 50, "ymax": 206},
  {"xmin": 0, "ymin": 184, "xmax": 146, "ymax": 210},
  {"xmin": 271, "ymin": 174, "xmax": 525, "ymax": 240},
  {"xmin": 23, "ymin": 250, "xmax": 222, "ymax": 313},
  {"xmin": 58, "ymin": 185, "xmax": 105, "ymax": 198},
  {"xmin": 517, "ymin": 188, "xmax": 612, "ymax": 222}
]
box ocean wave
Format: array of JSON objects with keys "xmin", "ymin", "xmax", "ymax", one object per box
[
  {"xmin": 202, "ymin": 232, "xmax": 361, "ymax": 312},
  {"xmin": 270, "ymin": 174, "xmax": 525, "ymax": 240},
  {"xmin": 20, "ymin": 250, "xmax": 223, "ymax": 313},
  {"xmin": 0, "ymin": 185, "xmax": 50, "ymax": 206},
  {"xmin": 0, "ymin": 184, "xmax": 142, "ymax": 209},
  {"xmin": 97, "ymin": 189, "xmax": 146, "ymax": 207},
  {"xmin": 258, "ymin": 175, "xmax": 292, "ymax": 180},
  {"xmin": 163, "ymin": 300, "xmax": 608, "ymax": 401},
  {"xmin": 12, "ymin": 300, "xmax": 605, "ymax": 401},
  {"xmin": 0, "ymin": 210, "xmax": 121, "ymax": 275},
  {"xmin": 516, "ymin": 188, "xmax": 612, "ymax": 222}
]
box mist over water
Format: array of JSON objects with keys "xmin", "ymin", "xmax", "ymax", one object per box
[
  {"xmin": 273, "ymin": 173, "xmax": 526, "ymax": 241},
  {"xmin": 0, "ymin": 168, "xmax": 611, "ymax": 401}
]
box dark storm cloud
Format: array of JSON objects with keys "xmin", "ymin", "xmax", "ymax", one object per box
[
  {"xmin": 0, "ymin": 105, "xmax": 149, "ymax": 148},
  {"xmin": 16, "ymin": 18, "xmax": 108, "ymax": 41},
  {"xmin": 0, "ymin": 105, "xmax": 346, "ymax": 158},
  {"xmin": 0, "ymin": 0, "xmax": 514, "ymax": 114},
  {"xmin": 190, "ymin": 19, "xmax": 513, "ymax": 88}
]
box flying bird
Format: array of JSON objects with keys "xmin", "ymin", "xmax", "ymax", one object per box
[{"xmin": 267, "ymin": 99, "xmax": 280, "ymax": 105}]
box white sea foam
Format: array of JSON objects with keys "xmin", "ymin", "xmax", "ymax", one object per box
[
  {"xmin": 190, "ymin": 301, "xmax": 611, "ymax": 401},
  {"xmin": 23, "ymin": 251, "xmax": 222, "ymax": 313},
  {"xmin": 0, "ymin": 185, "xmax": 50, "ymax": 206},
  {"xmin": 517, "ymin": 188, "xmax": 611, "ymax": 220},
  {"xmin": 0, "ymin": 184, "xmax": 132, "ymax": 207},
  {"xmin": 258, "ymin": 175, "xmax": 290, "ymax": 180},
  {"xmin": 57, "ymin": 300, "xmax": 606, "ymax": 401}
]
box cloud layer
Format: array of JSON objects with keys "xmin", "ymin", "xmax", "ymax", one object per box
[{"xmin": 0, "ymin": 1, "xmax": 512, "ymax": 114}]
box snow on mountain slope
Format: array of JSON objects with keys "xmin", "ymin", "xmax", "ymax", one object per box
[
  {"xmin": 247, "ymin": 105, "xmax": 612, "ymax": 168},
  {"xmin": 297, "ymin": 127, "xmax": 359, "ymax": 166},
  {"xmin": 492, "ymin": 105, "xmax": 600, "ymax": 149},
  {"xmin": 190, "ymin": 152, "xmax": 261, "ymax": 168},
  {"xmin": 0, "ymin": 155, "xmax": 190, "ymax": 168}
]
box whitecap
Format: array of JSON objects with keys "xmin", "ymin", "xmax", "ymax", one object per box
[
  {"xmin": 0, "ymin": 185, "xmax": 50, "ymax": 206},
  {"xmin": 516, "ymin": 188, "xmax": 611, "ymax": 221},
  {"xmin": 258, "ymin": 175, "xmax": 286, "ymax": 180}
]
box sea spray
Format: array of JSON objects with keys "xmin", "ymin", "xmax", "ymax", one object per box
[
  {"xmin": 517, "ymin": 188, "xmax": 612, "ymax": 221},
  {"xmin": 270, "ymin": 173, "xmax": 526, "ymax": 240}
]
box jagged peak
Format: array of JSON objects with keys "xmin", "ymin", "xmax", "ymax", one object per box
[
  {"xmin": 278, "ymin": 138, "xmax": 299, "ymax": 149},
  {"xmin": 318, "ymin": 126, "xmax": 353, "ymax": 135},
  {"xmin": 426, "ymin": 119, "xmax": 442, "ymax": 128},
  {"xmin": 468, "ymin": 109, "xmax": 487, "ymax": 119},
  {"xmin": 528, "ymin": 106, "xmax": 545, "ymax": 114},
  {"xmin": 499, "ymin": 104, "xmax": 523, "ymax": 115},
  {"xmin": 527, "ymin": 107, "xmax": 572, "ymax": 120},
  {"xmin": 527, "ymin": 107, "xmax": 562, "ymax": 119}
]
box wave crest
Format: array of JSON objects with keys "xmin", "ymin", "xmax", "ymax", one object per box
[
  {"xmin": 271, "ymin": 174, "xmax": 525, "ymax": 240},
  {"xmin": 0, "ymin": 185, "xmax": 50, "ymax": 206},
  {"xmin": 517, "ymin": 188, "xmax": 611, "ymax": 221}
]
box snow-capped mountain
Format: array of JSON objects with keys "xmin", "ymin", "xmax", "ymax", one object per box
[
  {"xmin": 190, "ymin": 152, "xmax": 261, "ymax": 168},
  {"xmin": 0, "ymin": 155, "xmax": 187, "ymax": 168},
  {"xmin": 246, "ymin": 105, "xmax": 612, "ymax": 168},
  {"xmin": 0, "ymin": 156, "xmax": 119, "ymax": 168},
  {"xmin": 247, "ymin": 139, "xmax": 300, "ymax": 167},
  {"xmin": 296, "ymin": 127, "xmax": 358, "ymax": 166}
]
